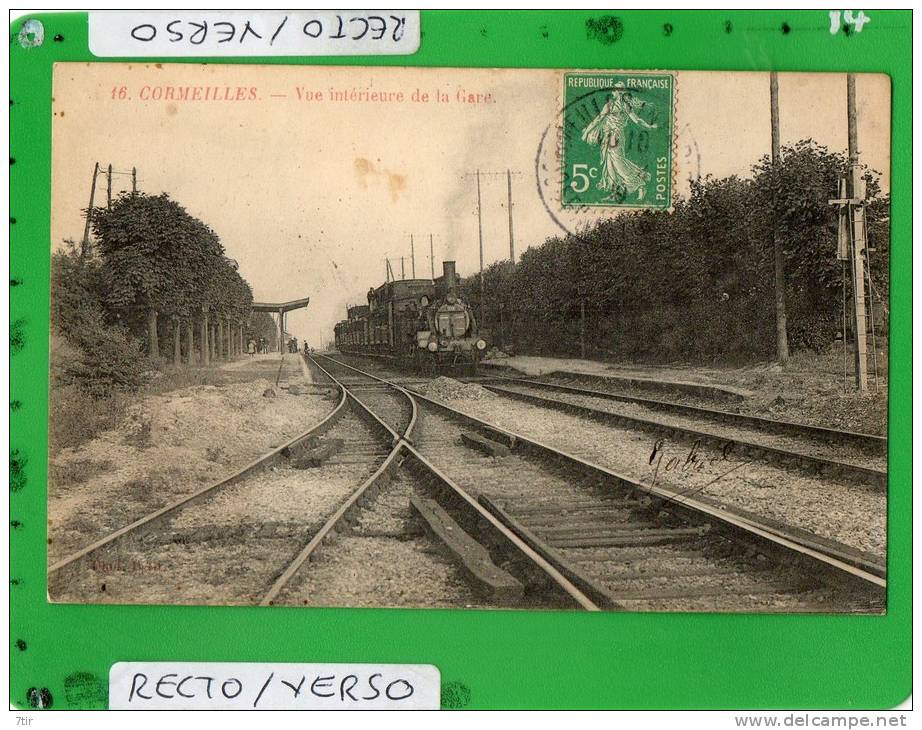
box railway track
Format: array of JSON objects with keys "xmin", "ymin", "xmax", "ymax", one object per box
[
  {"xmin": 473, "ymin": 379, "xmax": 887, "ymax": 489},
  {"xmin": 49, "ymin": 356, "xmax": 595, "ymax": 609},
  {"xmin": 48, "ymin": 352, "xmax": 886, "ymax": 612},
  {"xmin": 335, "ymin": 354, "xmax": 887, "ymax": 570},
  {"xmin": 266, "ymin": 356, "xmax": 597, "ymax": 610},
  {"xmin": 48, "ymin": 363, "xmax": 426, "ymax": 604},
  {"xmin": 321, "ymin": 354, "xmax": 886, "ymax": 612},
  {"xmin": 519, "ymin": 374, "xmax": 888, "ymax": 453},
  {"xmin": 47, "ymin": 367, "xmax": 352, "ymax": 600}
]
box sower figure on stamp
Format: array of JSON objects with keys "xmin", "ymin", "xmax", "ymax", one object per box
[{"xmin": 581, "ymin": 85, "xmax": 658, "ymax": 202}]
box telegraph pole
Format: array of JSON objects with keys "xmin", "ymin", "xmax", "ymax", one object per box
[
  {"xmin": 400, "ymin": 256, "xmax": 405, "ymax": 280},
  {"xmin": 131, "ymin": 166, "xmax": 137, "ymax": 194},
  {"xmin": 846, "ymin": 74, "xmax": 869, "ymax": 391},
  {"xmin": 80, "ymin": 162, "xmax": 100, "ymax": 261},
  {"xmin": 828, "ymin": 76, "xmax": 870, "ymax": 392},
  {"xmin": 463, "ymin": 169, "xmax": 522, "ymax": 323},
  {"xmin": 769, "ymin": 72, "xmax": 789, "ymax": 364},
  {"xmin": 507, "ymin": 168, "xmax": 515, "ymax": 263},
  {"xmin": 476, "ymin": 169, "xmax": 484, "ymax": 323},
  {"xmin": 409, "ymin": 233, "xmax": 436, "ymax": 278},
  {"xmin": 410, "ymin": 234, "xmax": 416, "ymax": 278},
  {"xmin": 107, "ymin": 163, "xmax": 113, "ymax": 208}
]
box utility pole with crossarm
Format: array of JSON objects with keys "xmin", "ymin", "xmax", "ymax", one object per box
[{"xmin": 828, "ymin": 74, "xmax": 869, "ymax": 391}]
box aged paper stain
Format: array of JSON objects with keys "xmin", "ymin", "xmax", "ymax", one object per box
[{"xmin": 354, "ymin": 157, "xmax": 407, "ymax": 202}]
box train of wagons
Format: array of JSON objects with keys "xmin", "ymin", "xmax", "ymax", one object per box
[{"xmin": 334, "ymin": 260, "xmax": 488, "ymax": 373}]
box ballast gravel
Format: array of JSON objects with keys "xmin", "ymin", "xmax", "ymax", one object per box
[
  {"xmin": 49, "ymin": 361, "xmax": 336, "ymax": 564},
  {"xmin": 274, "ymin": 471, "xmax": 493, "ymax": 609},
  {"xmin": 50, "ymin": 413, "xmax": 385, "ymax": 604},
  {"xmin": 418, "ymin": 393, "xmax": 886, "ymax": 559}
]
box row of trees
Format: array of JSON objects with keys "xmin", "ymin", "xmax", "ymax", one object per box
[
  {"xmin": 249, "ymin": 311, "xmax": 281, "ymax": 352},
  {"xmin": 462, "ymin": 141, "xmax": 889, "ymax": 363},
  {"xmin": 52, "ymin": 192, "xmax": 259, "ymax": 396},
  {"xmin": 91, "ymin": 192, "xmax": 254, "ymax": 364}
]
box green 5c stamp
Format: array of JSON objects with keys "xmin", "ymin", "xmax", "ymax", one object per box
[{"xmin": 562, "ymin": 72, "xmax": 674, "ymax": 209}]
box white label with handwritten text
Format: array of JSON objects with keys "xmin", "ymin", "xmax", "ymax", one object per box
[
  {"xmin": 89, "ymin": 11, "xmax": 420, "ymax": 57},
  {"xmin": 109, "ymin": 662, "xmax": 440, "ymax": 710}
]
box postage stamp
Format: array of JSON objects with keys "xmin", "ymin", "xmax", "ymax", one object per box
[{"xmin": 561, "ymin": 72, "xmax": 674, "ymax": 209}]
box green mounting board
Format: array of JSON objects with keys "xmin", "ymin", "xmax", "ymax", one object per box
[{"xmin": 10, "ymin": 9, "xmax": 911, "ymax": 710}]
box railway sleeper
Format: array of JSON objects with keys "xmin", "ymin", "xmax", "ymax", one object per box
[
  {"xmin": 535, "ymin": 523, "xmax": 700, "ymax": 539},
  {"xmin": 410, "ymin": 496, "xmax": 523, "ymax": 602},
  {"xmin": 459, "ymin": 431, "xmax": 511, "ymax": 458},
  {"xmin": 344, "ymin": 528, "xmax": 416, "ymax": 540},
  {"xmin": 511, "ymin": 499, "xmax": 652, "ymax": 515},
  {"xmin": 289, "ymin": 438, "xmax": 345, "ymax": 469},
  {"xmin": 478, "ymin": 495, "xmax": 621, "ymax": 609},
  {"xmin": 521, "ymin": 518, "xmax": 650, "ymax": 532},
  {"xmin": 565, "ymin": 564, "xmax": 773, "ymax": 581},
  {"xmin": 547, "ymin": 528, "xmax": 707, "ymax": 549},
  {"xmin": 602, "ymin": 583, "xmax": 813, "ymax": 603}
]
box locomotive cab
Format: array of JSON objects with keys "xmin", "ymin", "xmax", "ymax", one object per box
[
  {"xmin": 336, "ymin": 259, "xmax": 487, "ymax": 374},
  {"xmin": 435, "ymin": 297, "xmax": 472, "ymax": 338},
  {"xmin": 414, "ymin": 285, "xmax": 487, "ymax": 373}
]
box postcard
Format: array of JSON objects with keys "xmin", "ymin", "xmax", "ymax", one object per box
[{"xmin": 47, "ymin": 63, "xmax": 889, "ymax": 612}]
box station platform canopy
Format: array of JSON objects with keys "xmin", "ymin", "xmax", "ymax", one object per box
[
  {"xmin": 250, "ymin": 297, "xmax": 310, "ymax": 352},
  {"xmin": 251, "ymin": 296, "xmax": 311, "ymax": 314}
]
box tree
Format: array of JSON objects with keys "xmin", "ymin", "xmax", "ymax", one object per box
[
  {"xmin": 247, "ymin": 311, "xmax": 278, "ymax": 351},
  {"xmin": 203, "ymin": 258, "xmax": 253, "ymax": 359},
  {"xmin": 750, "ymin": 140, "xmax": 888, "ymax": 350},
  {"xmin": 463, "ymin": 139, "xmax": 889, "ymax": 362},
  {"xmin": 92, "ymin": 193, "xmax": 227, "ymax": 359}
]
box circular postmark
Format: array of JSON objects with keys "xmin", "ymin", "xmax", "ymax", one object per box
[
  {"xmin": 535, "ymin": 71, "xmax": 677, "ymax": 241},
  {"xmin": 675, "ymin": 122, "xmax": 703, "ymax": 186}
]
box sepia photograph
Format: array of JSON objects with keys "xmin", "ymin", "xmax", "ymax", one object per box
[{"xmin": 47, "ymin": 63, "xmax": 889, "ymax": 613}]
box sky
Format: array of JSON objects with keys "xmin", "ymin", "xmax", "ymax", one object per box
[{"xmin": 51, "ymin": 64, "xmax": 890, "ymax": 347}]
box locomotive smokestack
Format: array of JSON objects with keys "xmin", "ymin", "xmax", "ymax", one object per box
[{"xmin": 442, "ymin": 261, "xmax": 457, "ymax": 291}]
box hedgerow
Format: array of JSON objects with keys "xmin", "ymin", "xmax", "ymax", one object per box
[{"xmin": 463, "ymin": 141, "xmax": 889, "ymax": 362}]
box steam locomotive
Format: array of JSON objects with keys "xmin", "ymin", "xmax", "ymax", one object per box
[{"xmin": 334, "ymin": 261, "xmax": 488, "ymax": 373}]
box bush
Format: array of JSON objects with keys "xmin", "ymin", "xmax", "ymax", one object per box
[
  {"xmin": 58, "ymin": 325, "xmax": 149, "ymax": 398},
  {"xmin": 51, "ymin": 245, "xmax": 149, "ymax": 397},
  {"xmin": 48, "ymin": 382, "xmax": 129, "ymax": 455}
]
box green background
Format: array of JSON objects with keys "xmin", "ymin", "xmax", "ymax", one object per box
[{"xmin": 10, "ymin": 10, "xmax": 911, "ymax": 710}]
